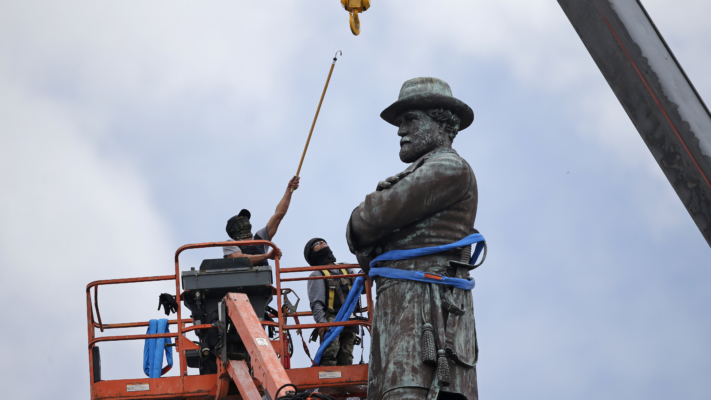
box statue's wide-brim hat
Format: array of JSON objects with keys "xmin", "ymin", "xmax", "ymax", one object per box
[{"xmin": 380, "ymin": 77, "xmax": 474, "ymax": 130}]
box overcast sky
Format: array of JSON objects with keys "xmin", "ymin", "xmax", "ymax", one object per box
[{"xmin": 1, "ymin": 1, "xmax": 710, "ymax": 399}]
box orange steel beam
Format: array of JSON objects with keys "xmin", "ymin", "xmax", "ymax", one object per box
[
  {"xmin": 86, "ymin": 275, "xmax": 177, "ymax": 290},
  {"xmin": 87, "ymin": 275, "xmax": 176, "ymax": 333},
  {"xmin": 94, "ymin": 318, "xmax": 193, "ymax": 330},
  {"xmin": 228, "ymin": 360, "xmax": 263, "ymax": 400},
  {"xmin": 281, "ymin": 273, "xmax": 363, "ymax": 282},
  {"xmin": 226, "ymin": 292, "xmax": 293, "ymax": 400},
  {"xmin": 95, "ymin": 285, "xmax": 102, "ymax": 331},
  {"xmin": 89, "ymin": 333, "xmax": 177, "ymax": 347},
  {"xmin": 279, "ymin": 264, "xmax": 359, "ymax": 273},
  {"xmin": 179, "ymin": 335, "xmax": 200, "ymax": 351},
  {"xmin": 86, "ymin": 274, "xmax": 180, "ymax": 383},
  {"xmin": 289, "ymin": 310, "xmax": 313, "ymax": 317},
  {"xmin": 86, "ymin": 287, "xmax": 96, "ymax": 385},
  {"xmin": 284, "ymin": 320, "xmax": 368, "ymax": 330},
  {"xmin": 88, "ymin": 324, "xmax": 213, "ymax": 347},
  {"xmin": 279, "ymin": 307, "xmax": 369, "ymax": 318},
  {"xmin": 91, "ymin": 368, "xmax": 368, "ymax": 400},
  {"xmin": 89, "ymin": 365, "xmax": 368, "ymax": 399},
  {"xmin": 215, "ymin": 361, "xmax": 230, "ymax": 400},
  {"xmin": 286, "ymin": 364, "xmax": 369, "ymax": 389},
  {"xmin": 91, "ymin": 375, "xmax": 216, "ymax": 400},
  {"xmin": 182, "ymin": 323, "xmax": 215, "ymax": 334}
]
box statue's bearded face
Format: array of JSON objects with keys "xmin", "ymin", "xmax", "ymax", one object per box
[{"xmin": 396, "ymin": 110, "xmax": 446, "ymax": 163}]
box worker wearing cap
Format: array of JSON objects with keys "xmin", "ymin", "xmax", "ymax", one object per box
[
  {"xmin": 223, "ymin": 177, "xmax": 300, "ymax": 265},
  {"xmin": 305, "ymin": 238, "xmax": 359, "ymax": 366}
]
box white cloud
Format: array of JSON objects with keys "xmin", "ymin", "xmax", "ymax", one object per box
[{"xmin": 0, "ymin": 73, "xmax": 175, "ymax": 397}]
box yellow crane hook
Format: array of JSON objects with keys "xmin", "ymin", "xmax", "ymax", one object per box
[{"xmin": 341, "ymin": 0, "xmax": 370, "ymax": 36}]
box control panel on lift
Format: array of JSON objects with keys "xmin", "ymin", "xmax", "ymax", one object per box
[{"xmin": 181, "ymin": 257, "xmax": 274, "ymax": 374}]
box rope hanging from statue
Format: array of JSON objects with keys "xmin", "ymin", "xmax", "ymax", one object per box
[{"xmin": 292, "ymin": 51, "xmax": 342, "ymax": 193}]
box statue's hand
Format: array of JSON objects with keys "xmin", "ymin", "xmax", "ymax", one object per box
[
  {"xmin": 354, "ymin": 247, "xmax": 374, "ymax": 274},
  {"xmin": 376, "ymin": 175, "xmax": 403, "ymax": 191},
  {"xmin": 376, "ymin": 180, "xmax": 392, "ymax": 191}
]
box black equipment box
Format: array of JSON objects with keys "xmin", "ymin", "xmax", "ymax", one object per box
[
  {"xmin": 182, "ymin": 258, "xmax": 273, "ymax": 291},
  {"xmin": 181, "ymin": 257, "xmax": 274, "ymax": 375}
]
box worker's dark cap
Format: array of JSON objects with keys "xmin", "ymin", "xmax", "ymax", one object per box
[
  {"xmin": 226, "ymin": 209, "xmax": 251, "ymax": 230},
  {"xmin": 236, "ymin": 209, "xmax": 251, "ymax": 220},
  {"xmin": 304, "ymin": 238, "xmax": 326, "ymax": 264},
  {"xmin": 380, "ymin": 77, "xmax": 474, "ymax": 131}
]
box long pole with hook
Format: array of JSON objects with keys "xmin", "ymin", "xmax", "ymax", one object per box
[{"xmin": 292, "ymin": 51, "xmax": 342, "ymax": 190}]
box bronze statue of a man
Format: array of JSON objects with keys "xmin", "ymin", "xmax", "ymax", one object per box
[{"xmin": 347, "ymin": 77, "xmax": 480, "ymax": 400}]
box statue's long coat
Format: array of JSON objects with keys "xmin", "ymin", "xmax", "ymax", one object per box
[{"xmin": 347, "ymin": 148, "xmax": 479, "ymax": 400}]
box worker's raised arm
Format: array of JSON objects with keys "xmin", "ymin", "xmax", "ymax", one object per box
[
  {"xmin": 266, "ymin": 176, "xmax": 300, "ymax": 240},
  {"xmin": 227, "ymin": 248, "xmax": 282, "ymax": 263}
]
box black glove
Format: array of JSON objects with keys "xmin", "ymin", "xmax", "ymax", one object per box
[
  {"xmin": 158, "ymin": 293, "xmax": 178, "ymax": 316},
  {"xmin": 309, "ymin": 328, "xmax": 319, "ymax": 343}
]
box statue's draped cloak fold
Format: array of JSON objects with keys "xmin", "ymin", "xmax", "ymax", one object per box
[{"xmin": 347, "ymin": 148, "xmax": 479, "ymax": 399}]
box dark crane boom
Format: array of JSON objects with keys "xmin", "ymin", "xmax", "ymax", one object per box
[{"xmin": 558, "ymin": 0, "xmax": 711, "ymax": 247}]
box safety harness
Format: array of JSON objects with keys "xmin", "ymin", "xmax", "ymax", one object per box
[
  {"xmin": 313, "ymin": 275, "xmax": 364, "ymax": 366},
  {"xmin": 322, "ymin": 269, "xmax": 352, "ymax": 313}
]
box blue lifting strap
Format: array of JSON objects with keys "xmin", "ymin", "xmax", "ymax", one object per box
[
  {"xmin": 313, "ymin": 275, "xmax": 365, "ymax": 366},
  {"xmin": 368, "ymin": 233, "xmax": 486, "ymax": 290},
  {"xmin": 143, "ymin": 319, "xmax": 173, "ymax": 378},
  {"xmin": 369, "ymin": 233, "xmax": 485, "ymax": 268},
  {"xmin": 369, "ymin": 267, "xmax": 475, "ymax": 290}
]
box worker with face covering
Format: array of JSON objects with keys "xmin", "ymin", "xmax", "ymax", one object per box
[{"xmin": 305, "ymin": 238, "xmax": 360, "ymax": 366}]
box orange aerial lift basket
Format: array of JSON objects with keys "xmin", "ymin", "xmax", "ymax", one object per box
[{"xmin": 86, "ymin": 239, "xmax": 373, "ymax": 399}]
